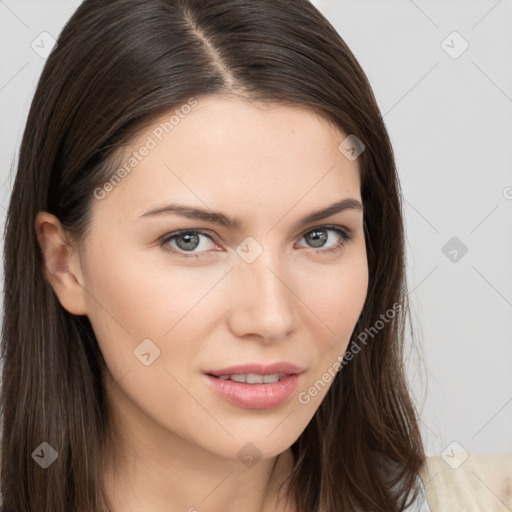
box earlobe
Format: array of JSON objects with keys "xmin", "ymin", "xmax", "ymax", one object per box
[{"xmin": 34, "ymin": 211, "xmax": 88, "ymax": 316}]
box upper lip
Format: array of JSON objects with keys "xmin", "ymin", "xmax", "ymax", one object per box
[{"xmin": 206, "ymin": 362, "xmax": 306, "ymax": 376}]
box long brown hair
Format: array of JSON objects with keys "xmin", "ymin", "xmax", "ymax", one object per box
[{"xmin": 1, "ymin": 0, "xmax": 425, "ymax": 510}]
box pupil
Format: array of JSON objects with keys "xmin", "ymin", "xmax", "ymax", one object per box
[
  {"xmin": 176, "ymin": 232, "xmax": 200, "ymax": 251},
  {"xmin": 307, "ymin": 229, "xmax": 327, "ymax": 248}
]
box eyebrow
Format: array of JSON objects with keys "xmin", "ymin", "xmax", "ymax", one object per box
[{"xmin": 140, "ymin": 198, "xmax": 363, "ymax": 231}]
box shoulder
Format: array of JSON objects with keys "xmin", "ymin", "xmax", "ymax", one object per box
[{"xmin": 418, "ymin": 452, "xmax": 512, "ymax": 512}]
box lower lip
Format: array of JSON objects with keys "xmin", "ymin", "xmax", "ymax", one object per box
[{"xmin": 204, "ymin": 373, "xmax": 301, "ymax": 409}]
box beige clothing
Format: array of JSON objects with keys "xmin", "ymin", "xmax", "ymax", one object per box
[{"xmin": 419, "ymin": 452, "xmax": 512, "ymax": 511}]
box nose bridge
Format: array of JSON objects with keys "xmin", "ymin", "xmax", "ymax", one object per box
[{"xmin": 227, "ymin": 240, "xmax": 296, "ymax": 340}]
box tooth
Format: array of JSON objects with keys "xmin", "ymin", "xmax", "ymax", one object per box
[
  {"xmin": 246, "ymin": 373, "xmax": 264, "ymax": 384},
  {"xmin": 216, "ymin": 373, "xmax": 286, "ymax": 383}
]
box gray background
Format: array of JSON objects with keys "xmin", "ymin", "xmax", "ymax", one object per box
[{"xmin": 1, "ymin": 0, "xmax": 511, "ymax": 457}]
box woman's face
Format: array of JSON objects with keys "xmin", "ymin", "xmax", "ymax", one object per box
[{"xmin": 70, "ymin": 96, "xmax": 368, "ymax": 461}]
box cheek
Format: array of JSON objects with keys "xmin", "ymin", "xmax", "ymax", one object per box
[
  {"xmin": 303, "ymin": 253, "xmax": 368, "ymax": 342},
  {"xmin": 300, "ymin": 250, "xmax": 368, "ymax": 378},
  {"xmin": 81, "ymin": 246, "xmax": 229, "ymax": 373},
  {"xmin": 80, "ymin": 250, "xmax": 230, "ymax": 437}
]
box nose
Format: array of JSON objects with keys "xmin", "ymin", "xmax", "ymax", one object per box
[{"xmin": 226, "ymin": 249, "xmax": 297, "ymax": 343}]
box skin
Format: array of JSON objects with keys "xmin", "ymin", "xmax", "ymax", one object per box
[{"xmin": 35, "ymin": 95, "xmax": 369, "ymax": 512}]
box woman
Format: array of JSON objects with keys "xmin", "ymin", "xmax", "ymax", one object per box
[{"xmin": 2, "ymin": 0, "xmax": 498, "ymax": 510}]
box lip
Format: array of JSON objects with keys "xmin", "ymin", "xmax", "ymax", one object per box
[
  {"xmin": 204, "ymin": 362, "xmax": 305, "ymax": 410},
  {"xmin": 204, "ymin": 373, "xmax": 302, "ymax": 409},
  {"xmin": 205, "ymin": 362, "xmax": 305, "ymax": 377}
]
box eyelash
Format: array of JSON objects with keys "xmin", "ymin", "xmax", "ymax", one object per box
[{"xmin": 159, "ymin": 225, "xmax": 354, "ymax": 260}]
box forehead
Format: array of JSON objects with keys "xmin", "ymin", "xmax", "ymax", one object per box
[{"xmin": 98, "ymin": 96, "xmax": 362, "ymax": 222}]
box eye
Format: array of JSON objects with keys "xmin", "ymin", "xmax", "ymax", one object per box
[
  {"xmin": 297, "ymin": 225, "xmax": 353, "ymax": 256},
  {"xmin": 160, "ymin": 230, "xmax": 218, "ymax": 259},
  {"xmin": 159, "ymin": 225, "xmax": 354, "ymax": 260}
]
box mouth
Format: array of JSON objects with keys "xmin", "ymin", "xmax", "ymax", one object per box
[
  {"xmin": 203, "ymin": 363, "xmax": 305, "ymax": 410},
  {"xmin": 205, "ymin": 361, "xmax": 305, "ymax": 379},
  {"xmin": 207, "ymin": 373, "xmax": 289, "ymax": 384}
]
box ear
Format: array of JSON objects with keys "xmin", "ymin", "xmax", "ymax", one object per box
[{"xmin": 34, "ymin": 211, "xmax": 88, "ymax": 316}]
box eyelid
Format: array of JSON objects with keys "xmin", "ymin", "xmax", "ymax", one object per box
[
  {"xmin": 159, "ymin": 224, "xmax": 354, "ymax": 258},
  {"xmin": 159, "ymin": 229, "xmax": 220, "ymax": 253},
  {"xmin": 302, "ymin": 223, "xmax": 353, "ymax": 239}
]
